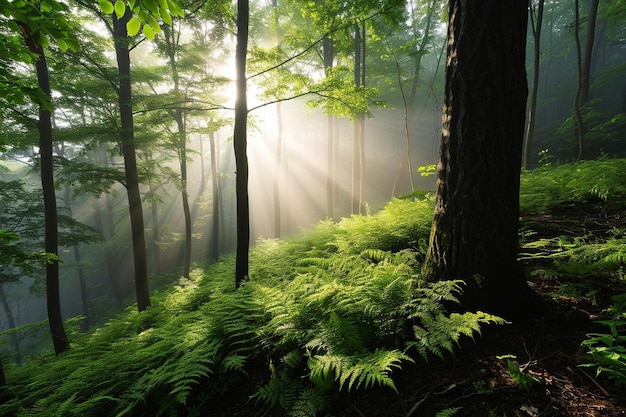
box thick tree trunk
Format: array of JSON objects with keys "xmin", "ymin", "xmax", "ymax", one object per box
[
  {"xmin": 234, "ymin": 0, "xmax": 250, "ymax": 287},
  {"xmin": 36, "ymin": 48, "xmax": 70, "ymax": 354},
  {"xmin": 113, "ymin": 12, "xmax": 151, "ymax": 311},
  {"xmin": 423, "ymin": 0, "xmax": 538, "ymax": 322},
  {"xmin": 524, "ymin": 0, "xmax": 544, "ymax": 170}
]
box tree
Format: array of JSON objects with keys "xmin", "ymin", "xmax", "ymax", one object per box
[
  {"xmin": 234, "ymin": 0, "xmax": 250, "ymax": 287},
  {"xmin": 523, "ymin": 0, "xmax": 545, "ymax": 170},
  {"xmin": 89, "ymin": 0, "xmax": 184, "ymax": 309},
  {"xmin": 422, "ymin": 0, "xmax": 540, "ymax": 322},
  {"xmin": 573, "ymin": 0, "xmax": 600, "ymax": 160},
  {"xmin": 5, "ymin": 0, "xmax": 80, "ymax": 355}
]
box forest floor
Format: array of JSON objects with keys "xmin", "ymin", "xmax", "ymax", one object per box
[
  {"xmin": 336, "ymin": 204, "xmax": 626, "ymax": 417},
  {"xmin": 222, "ymin": 203, "xmax": 626, "ymax": 417}
]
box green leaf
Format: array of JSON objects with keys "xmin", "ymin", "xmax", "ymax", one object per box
[
  {"xmin": 57, "ymin": 38, "xmax": 68, "ymax": 52},
  {"xmin": 98, "ymin": 0, "xmax": 114, "ymax": 14},
  {"xmin": 143, "ymin": 0, "xmax": 159, "ymax": 15},
  {"xmin": 114, "ymin": 0, "xmax": 126, "ymax": 18},
  {"xmin": 160, "ymin": 7, "xmax": 172, "ymax": 25},
  {"xmin": 127, "ymin": 16, "xmax": 141, "ymax": 36},
  {"xmin": 143, "ymin": 23, "xmax": 154, "ymax": 40}
]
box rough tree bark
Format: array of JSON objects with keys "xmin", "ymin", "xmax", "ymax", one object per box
[{"xmin": 422, "ymin": 0, "xmax": 540, "ymax": 322}]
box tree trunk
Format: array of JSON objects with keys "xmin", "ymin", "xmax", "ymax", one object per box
[
  {"xmin": 408, "ymin": 0, "xmax": 435, "ymax": 107},
  {"xmin": 351, "ymin": 24, "xmax": 363, "ymax": 215},
  {"xmin": 209, "ymin": 131, "xmax": 220, "ymax": 263},
  {"xmin": 323, "ymin": 35, "xmax": 335, "ymax": 220},
  {"xmin": 162, "ymin": 24, "xmax": 192, "ymax": 279},
  {"xmin": 36, "ymin": 48, "xmax": 70, "ymax": 354},
  {"xmin": 0, "ymin": 284, "xmax": 21, "ymax": 363},
  {"xmin": 63, "ymin": 185, "xmax": 90, "ymax": 331},
  {"xmin": 423, "ymin": 0, "xmax": 539, "ymax": 322},
  {"xmin": 148, "ymin": 169, "xmax": 162, "ymax": 274},
  {"xmin": 274, "ymin": 102, "xmax": 283, "ymax": 238},
  {"xmin": 179, "ymin": 122, "xmax": 192, "ymax": 278},
  {"xmin": 574, "ymin": 0, "xmax": 599, "ymax": 160},
  {"xmin": 113, "ymin": 11, "xmax": 151, "ymax": 311},
  {"xmin": 523, "ymin": 0, "xmax": 544, "ymax": 170},
  {"xmin": 234, "ymin": 0, "xmax": 250, "ymax": 287}
]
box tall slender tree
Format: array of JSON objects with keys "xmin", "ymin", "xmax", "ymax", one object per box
[
  {"xmin": 111, "ymin": 10, "xmax": 151, "ymax": 311},
  {"xmin": 234, "ymin": 0, "xmax": 250, "ymax": 287}
]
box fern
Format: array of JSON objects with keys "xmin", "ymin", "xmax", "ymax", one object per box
[{"xmin": 308, "ymin": 349, "xmax": 410, "ymax": 392}]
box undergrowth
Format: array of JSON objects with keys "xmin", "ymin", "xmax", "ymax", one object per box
[
  {"xmin": 0, "ymin": 197, "xmax": 502, "ymax": 417},
  {"xmin": 3, "ymin": 158, "xmax": 626, "ymax": 415},
  {"xmin": 520, "ymin": 157, "xmax": 626, "ymax": 215}
]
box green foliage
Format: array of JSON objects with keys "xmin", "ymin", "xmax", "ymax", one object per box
[
  {"xmin": 500, "ymin": 356, "xmax": 540, "ymax": 390},
  {"xmin": 519, "ymin": 158, "xmax": 626, "ymax": 215},
  {"xmin": 581, "ymin": 318, "xmax": 626, "ymax": 386},
  {"xmin": 435, "ymin": 407, "xmax": 462, "ymax": 417},
  {"xmin": 97, "ymin": 0, "xmax": 184, "ymax": 40},
  {"xmin": 2, "ymin": 196, "xmax": 503, "ymax": 416}
]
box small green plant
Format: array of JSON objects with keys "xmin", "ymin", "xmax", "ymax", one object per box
[
  {"xmin": 496, "ymin": 354, "xmax": 539, "ymax": 390},
  {"xmin": 435, "ymin": 407, "xmax": 462, "ymax": 417},
  {"xmin": 537, "ymin": 148, "xmax": 553, "ymax": 167},
  {"xmin": 417, "ymin": 164, "xmax": 436, "ymax": 177},
  {"xmin": 581, "ymin": 318, "xmax": 626, "ymax": 386}
]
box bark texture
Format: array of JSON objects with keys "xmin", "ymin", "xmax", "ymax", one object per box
[{"xmin": 423, "ymin": 0, "xmax": 538, "ymax": 322}]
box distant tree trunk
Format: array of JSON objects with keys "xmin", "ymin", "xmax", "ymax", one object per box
[
  {"xmin": 580, "ymin": 0, "xmax": 599, "ymax": 106},
  {"xmin": 352, "ymin": 24, "xmax": 364, "ymax": 215},
  {"xmin": 234, "ymin": 0, "xmax": 250, "ymax": 287},
  {"xmin": 35, "ymin": 47, "xmax": 70, "ymax": 354},
  {"xmin": 272, "ymin": 0, "xmax": 283, "ymax": 237},
  {"xmin": 162, "ymin": 24, "xmax": 192, "ymax": 278},
  {"xmin": 209, "ymin": 131, "xmax": 220, "ymax": 263},
  {"xmin": 178, "ymin": 121, "xmax": 192, "ymax": 278},
  {"xmin": 574, "ymin": 0, "xmax": 599, "ymax": 160},
  {"xmin": 524, "ymin": 0, "xmax": 544, "ymax": 170},
  {"xmin": 422, "ymin": 0, "xmax": 538, "ymax": 322},
  {"xmin": 408, "ymin": 0, "xmax": 435, "ymax": 107},
  {"xmin": 92, "ymin": 193, "xmax": 124, "ymax": 303},
  {"xmin": 147, "ymin": 170, "xmax": 162, "ymax": 274},
  {"xmin": 324, "ymin": 35, "xmax": 335, "ymax": 220},
  {"xmin": 0, "ymin": 284, "xmax": 21, "ymax": 363},
  {"xmin": 113, "ymin": 11, "xmax": 151, "ymax": 311},
  {"xmin": 274, "ymin": 102, "xmax": 283, "ymax": 238},
  {"xmin": 0, "ymin": 357, "xmax": 5, "ymax": 386},
  {"xmin": 63, "ymin": 185, "xmax": 90, "ymax": 331}
]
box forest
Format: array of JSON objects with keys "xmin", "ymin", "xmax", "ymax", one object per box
[{"xmin": 0, "ymin": 0, "xmax": 625, "ymax": 416}]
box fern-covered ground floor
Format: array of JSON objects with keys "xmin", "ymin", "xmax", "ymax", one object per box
[{"xmin": 218, "ymin": 193, "xmax": 626, "ymax": 416}]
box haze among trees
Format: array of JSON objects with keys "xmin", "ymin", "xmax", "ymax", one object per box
[{"xmin": 1, "ymin": 0, "xmax": 625, "ymax": 415}]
